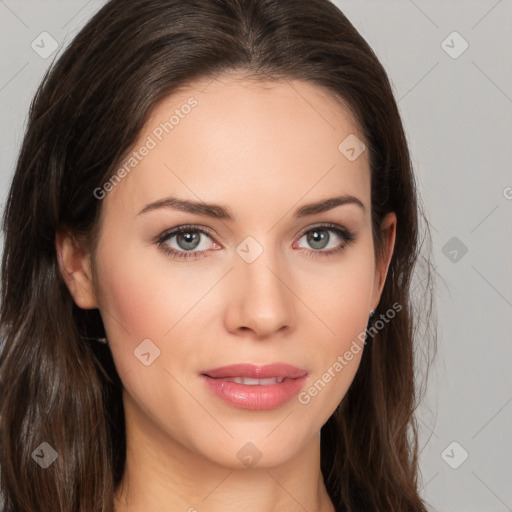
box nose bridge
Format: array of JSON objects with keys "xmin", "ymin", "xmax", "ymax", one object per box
[{"xmin": 226, "ymin": 234, "xmax": 294, "ymax": 336}]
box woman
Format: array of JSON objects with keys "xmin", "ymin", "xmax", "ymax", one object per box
[{"xmin": 0, "ymin": 0, "xmax": 435, "ymax": 510}]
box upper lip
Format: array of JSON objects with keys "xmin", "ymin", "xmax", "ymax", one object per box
[{"xmin": 201, "ymin": 363, "xmax": 308, "ymax": 380}]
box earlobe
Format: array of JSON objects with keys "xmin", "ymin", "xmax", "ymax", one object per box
[
  {"xmin": 371, "ymin": 212, "xmax": 397, "ymax": 308},
  {"xmin": 55, "ymin": 229, "xmax": 98, "ymax": 309}
]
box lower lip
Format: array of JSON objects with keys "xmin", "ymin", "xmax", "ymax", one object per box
[{"xmin": 201, "ymin": 375, "xmax": 308, "ymax": 410}]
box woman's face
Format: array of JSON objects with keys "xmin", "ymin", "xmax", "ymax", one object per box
[{"xmin": 80, "ymin": 74, "xmax": 395, "ymax": 469}]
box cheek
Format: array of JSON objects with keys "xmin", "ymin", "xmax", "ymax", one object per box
[
  {"xmin": 307, "ymin": 247, "xmax": 375, "ymax": 342},
  {"xmin": 93, "ymin": 240, "xmax": 220, "ymax": 377},
  {"xmin": 298, "ymin": 246, "xmax": 375, "ymax": 409},
  {"xmin": 92, "ymin": 239, "xmax": 177, "ymax": 376},
  {"xmin": 97, "ymin": 257, "xmax": 168, "ymax": 339},
  {"xmin": 93, "ymin": 246, "xmax": 204, "ymax": 428},
  {"xmin": 95, "ymin": 233, "xmax": 202, "ymax": 335}
]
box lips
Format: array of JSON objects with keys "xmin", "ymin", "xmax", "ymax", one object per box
[
  {"xmin": 200, "ymin": 363, "xmax": 308, "ymax": 410},
  {"xmin": 201, "ymin": 363, "xmax": 308, "ymax": 380}
]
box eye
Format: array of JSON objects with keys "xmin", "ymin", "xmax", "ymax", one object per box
[
  {"xmin": 293, "ymin": 223, "xmax": 356, "ymax": 258},
  {"xmin": 156, "ymin": 225, "xmax": 219, "ymax": 261}
]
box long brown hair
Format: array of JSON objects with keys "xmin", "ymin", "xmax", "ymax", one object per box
[{"xmin": 0, "ymin": 1, "xmax": 435, "ymax": 510}]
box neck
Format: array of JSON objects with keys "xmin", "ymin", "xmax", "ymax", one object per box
[{"xmin": 114, "ymin": 395, "xmax": 335, "ymax": 512}]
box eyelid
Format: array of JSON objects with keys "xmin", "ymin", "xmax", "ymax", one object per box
[
  {"xmin": 296, "ymin": 221, "xmax": 344, "ymax": 238},
  {"xmin": 154, "ymin": 223, "xmax": 217, "ymax": 245}
]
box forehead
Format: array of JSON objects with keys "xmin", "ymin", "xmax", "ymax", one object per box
[{"xmin": 101, "ymin": 74, "xmax": 370, "ymax": 220}]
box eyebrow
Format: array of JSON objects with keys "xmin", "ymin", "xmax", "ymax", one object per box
[{"xmin": 137, "ymin": 194, "xmax": 365, "ymax": 219}]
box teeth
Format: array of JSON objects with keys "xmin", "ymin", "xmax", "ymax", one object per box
[
  {"xmin": 218, "ymin": 377, "xmax": 285, "ymax": 385},
  {"xmin": 242, "ymin": 377, "xmax": 261, "ymax": 385}
]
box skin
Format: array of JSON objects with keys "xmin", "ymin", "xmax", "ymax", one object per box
[{"xmin": 57, "ymin": 73, "xmax": 396, "ymax": 512}]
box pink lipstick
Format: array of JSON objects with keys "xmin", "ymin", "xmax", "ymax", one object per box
[{"xmin": 200, "ymin": 363, "xmax": 308, "ymax": 410}]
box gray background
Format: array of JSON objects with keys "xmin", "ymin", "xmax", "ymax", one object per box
[{"xmin": 1, "ymin": 1, "xmax": 511, "ymax": 511}]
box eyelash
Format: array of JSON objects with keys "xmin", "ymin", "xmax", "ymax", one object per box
[{"xmin": 155, "ymin": 223, "xmax": 357, "ymax": 261}]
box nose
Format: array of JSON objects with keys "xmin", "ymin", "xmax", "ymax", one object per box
[{"xmin": 223, "ymin": 242, "xmax": 295, "ymax": 339}]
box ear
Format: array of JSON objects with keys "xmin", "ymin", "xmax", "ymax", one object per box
[
  {"xmin": 371, "ymin": 212, "xmax": 397, "ymax": 310},
  {"xmin": 55, "ymin": 229, "xmax": 98, "ymax": 309}
]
